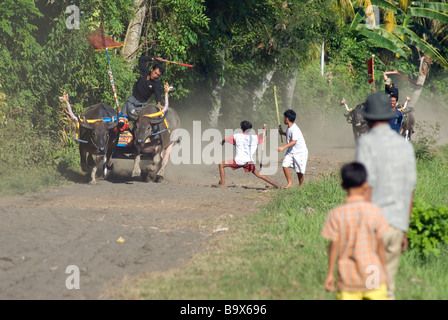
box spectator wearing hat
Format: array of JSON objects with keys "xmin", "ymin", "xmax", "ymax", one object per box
[
  {"xmin": 383, "ymin": 72, "xmax": 399, "ymax": 100},
  {"xmin": 356, "ymin": 92, "xmax": 417, "ymax": 300}
]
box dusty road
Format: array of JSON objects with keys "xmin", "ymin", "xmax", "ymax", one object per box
[
  {"xmin": 3, "ymin": 84, "xmax": 447, "ymax": 300},
  {"xmin": 0, "ymin": 130, "xmax": 356, "ymax": 300}
]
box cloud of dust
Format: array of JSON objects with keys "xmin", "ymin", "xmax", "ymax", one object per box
[
  {"xmin": 385, "ymin": 75, "xmax": 448, "ymax": 145},
  {"xmin": 121, "ymin": 84, "xmax": 448, "ymax": 183},
  {"xmin": 164, "ymin": 86, "xmax": 359, "ymax": 181},
  {"xmin": 411, "ymin": 95, "xmax": 448, "ymax": 145},
  {"xmin": 297, "ymin": 108, "xmax": 356, "ymax": 153}
]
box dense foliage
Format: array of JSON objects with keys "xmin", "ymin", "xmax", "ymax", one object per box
[
  {"xmin": 0, "ymin": 1, "xmax": 447, "ymax": 169},
  {"xmin": 409, "ymin": 199, "xmax": 448, "ymax": 257}
]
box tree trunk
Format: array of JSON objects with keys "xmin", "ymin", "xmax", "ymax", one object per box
[
  {"xmin": 284, "ymin": 68, "xmax": 298, "ymax": 110},
  {"xmin": 208, "ymin": 50, "xmax": 225, "ymax": 127},
  {"xmin": 122, "ymin": 0, "xmax": 147, "ymax": 63},
  {"xmin": 252, "ymin": 68, "xmax": 276, "ymax": 111},
  {"xmin": 412, "ymin": 53, "xmax": 433, "ymax": 107},
  {"xmin": 209, "ymin": 83, "xmax": 223, "ymax": 128}
]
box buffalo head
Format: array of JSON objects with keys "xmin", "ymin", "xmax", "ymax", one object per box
[
  {"xmin": 352, "ymin": 104, "xmax": 366, "ymax": 128},
  {"xmin": 79, "ymin": 117, "xmax": 118, "ymax": 154},
  {"xmin": 130, "ymin": 108, "xmax": 167, "ymax": 148}
]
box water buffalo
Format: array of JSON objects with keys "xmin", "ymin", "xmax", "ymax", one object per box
[
  {"xmin": 341, "ymin": 99, "xmax": 369, "ymax": 141},
  {"xmin": 399, "ymin": 107, "xmax": 415, "ymax": 141},
  {"xmin": 78, "ymin": 103, "xmax": 119, "ymax": 184},
  {"xmin": 127, "ymin": 104, "xmax": 180, "ymax": 182},
  {"xmin": 398, "ymin": 96, "xmax": 415, "ymax": 141}
]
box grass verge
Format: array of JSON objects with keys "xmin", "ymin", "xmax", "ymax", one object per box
[
  {"xmin": 0, "ymin": 166, "xmax": 71, "ymax": 197},
  {"xmin": 109, "ymin": 145, "xmax": 448, "ymax": 300}
]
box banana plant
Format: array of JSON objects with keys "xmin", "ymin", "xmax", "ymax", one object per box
[
  {"xmin": 344, "ymin": 0, "xmax": 448, "ymax": 104},
  {"xmin": 365, "ymin": 0, "xmax": 448, "ymax": 66}
]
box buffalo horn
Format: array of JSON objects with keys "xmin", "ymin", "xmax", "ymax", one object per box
[
  {"xmin": 107, "ymin": 117, "xmax": 118, "ymax": 130},
  {"xmin": 78, "ymin": 116, "xmax": 93, "ymax": 130},
  {"xmin": 128, "ymin": 112, "xmax": 139, "ymax": 122},
  {"xmin": 149, "ymin": 111, "xmax": 168, "ymax": 124}
]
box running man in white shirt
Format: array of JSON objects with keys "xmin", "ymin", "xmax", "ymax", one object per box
[
  {"xmin": 216, "ymin": 121, "xmax": 279, "ymax": 189},
  {"xmin": 278, "ymin": 109, "xmax": 308, "ymax": 188}
]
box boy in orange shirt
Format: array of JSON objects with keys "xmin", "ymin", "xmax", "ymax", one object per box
[{"xmin": 322, "ymin": 162, "xmax": 389, "ymax": 300}]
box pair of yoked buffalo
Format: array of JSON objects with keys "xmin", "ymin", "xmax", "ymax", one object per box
[
  {"xmin": 77, "ymin": 102, "xmax": 180, "ymax": 184},
  {"xmin": 342, "ymin": 98, "xmax": 415, "ymax": 142}
]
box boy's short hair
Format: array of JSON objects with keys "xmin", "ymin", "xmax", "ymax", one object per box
[
  {"xmin": 341, "ymin": 162, "xmax": 367, "ymax": 189},
  {"xmin": 284, "ymin": 109, "xmax": 296, "ymax": 122},
  {"xmin": 240, "ymin": 120, "xmax": 252, "ymax": 132}
]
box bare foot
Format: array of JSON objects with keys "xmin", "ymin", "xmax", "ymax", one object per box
[
  {"xmin": 283, "ymin": 184, "xmax": 293, "ymax": 189},
  {"xmin": 212, "ymin": 184, "xmax": 226, "ymax": 188}
]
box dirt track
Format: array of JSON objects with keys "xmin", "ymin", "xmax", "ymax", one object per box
[
  {"xmin": 1, "ymin": 101, "xmax": 446, "ymax": 300},
  {"xmin": 0, "ymin": 119, "xmax": 357, "ymax": 300}
]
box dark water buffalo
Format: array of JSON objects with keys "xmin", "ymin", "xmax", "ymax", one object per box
[
  {"xmin": 399, "ymin": 107, "xmax": 415, "ymax": 141},
  {"xmin": 342, "ymin": 99, "xmax": 369, "ymax": 141},
  {"xmin": 128, "ymin": 104, "xmax": 180, "ymax": 182},
  {"xmin": 78, "ymin": 103, "xmax": 119, "ymax": 184}
]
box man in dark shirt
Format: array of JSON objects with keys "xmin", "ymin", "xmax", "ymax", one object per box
[
  {"xmin": 389, "ymin": 94, "xmax": 403, "ymax": 134},
  {"xmin": 383, "ymin": 71, "xmax": 399, "ymax": 100},
  {"xmin": 122, "ymin": 55, "xmax": 165, "ymax": 116}
]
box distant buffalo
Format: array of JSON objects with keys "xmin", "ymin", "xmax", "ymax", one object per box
[
  {"xmin": 399, "ymin": 103, "xmax": 415, "ymax": 141},
  {"xmin": 342, "ymin": 99, "xmax": 369, "ymax": 141},
  {"xmin": 341, "ymin": 97, "xmax": 415, "ymax": 142},
  {"xmin": 78, "ymin": 103, "xmax": 119, "ymax": 184}
]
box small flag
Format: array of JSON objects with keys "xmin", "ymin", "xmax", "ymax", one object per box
[
  {"xmin": 366, "ymin": 55, "xmax": 375, "ymax": 89},
  {"xmin": 366, "ymin": 57, "xmax": 374, "ymax": 81},
  {"xmin": 86, "ymin": 25, "xmax": 123, "ymax": 51}
]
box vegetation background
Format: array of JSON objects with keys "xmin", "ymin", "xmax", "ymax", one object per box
[{"xmin": 0, "ymin": 0, "xmax": 447, "ymax": 299}]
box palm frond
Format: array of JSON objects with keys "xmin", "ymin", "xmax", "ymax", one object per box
[
  {"xmin": 408, "ymin": 7, "xmax": 448, "ymax": 24},
  {"xmin": 413, "ymin": 2, "xmax": 448, "ymax": 13},
  {"xmin": 370, "ymin": 0, "xmax": 399, "ymax": 13},
  {"xmin": 334, "ymin": 0, "xmax": 356, "ymax": 18},
  {"xmin": 398, "ymin": 0, "xmax": 411, "ymax": 13},
  {"xmin": 394, "ymin": 24, "xmax": 448, "ymax": 68},
  {"xmin": 385, "ymin": 9, "xmax": 397, "ymax": 32},
  {"xmin": 356, "ymin": 24, "xmax": 412, "ymax": 57}
]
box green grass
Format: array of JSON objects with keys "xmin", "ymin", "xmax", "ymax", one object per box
[
  {"xmin": 1, "ymin": 140, "xmax": 446, "ymax": 299},
  {"xmin": 0, "ymin": 166, "xmax": 71, "ymax": 197},
  {"xmin": 109, "ymin": 145, "xmax": 448, "ymax": 300},
  {"xmin": 415, "ymin": 145, "xmax": 448, "ymax": 206},
  {"xmin": 396, "ymin": 245, "xmax": 448, "ymax": 299}
]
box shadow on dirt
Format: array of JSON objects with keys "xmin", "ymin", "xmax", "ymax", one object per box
[
  {"xmin": 56, "ymin": 162, "xmax": 85, "ymax": 183},
  {"xmin": 56, "ymin": 157, "xmax": 158, "ymax": 185},
  {"xmin": 106, "ymin": 171, "xmax": 142, "ymax": 184},
  {"xmin": 242, "ymin": 185, "xmax": 274, "ymax": 191}
]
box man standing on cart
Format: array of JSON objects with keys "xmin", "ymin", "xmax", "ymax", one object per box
[{"xmin": 122, "ymin": 55, "xmax": 165, "ymax": 117}]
